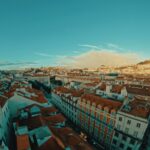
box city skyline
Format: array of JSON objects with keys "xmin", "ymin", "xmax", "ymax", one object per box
[{"xmin": 0, "ymin": 0, "xmax": 150, "ymax": 69}]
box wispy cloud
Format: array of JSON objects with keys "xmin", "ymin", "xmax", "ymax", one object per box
[
  {"xmin": 0, "ymin": 61, "xmax": 38, "ymax": 70},
  {"xmin": 73, "ymin": 50, "xmax": 81, "ymax": 54},
  {"xmin": 35, "ymin": 52, "xmax": 54, "ymax": 57},
  {"xmin": 78, "ymin": 44, "xmax": 100, "ymax": 49},
  {"xmin": 0, "ymin": 61, "xmax": 37, "ymax": 66},
  {"xmin": 107, "ymin": 43, "xmax": 123, "ymax": 50}
]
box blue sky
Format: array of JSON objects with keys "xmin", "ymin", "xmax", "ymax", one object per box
[{"xmin": 0, "ymin": 0, "xmax": 150, "ymax": 69}]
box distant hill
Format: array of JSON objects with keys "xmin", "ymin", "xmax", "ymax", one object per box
[
  {"xmin": 112, "ymin": 59, "xmax": 150, "ymax": 74},
  {"xmin": 137, "ymin": 60, "xmax": 150, "ymax": 65}
]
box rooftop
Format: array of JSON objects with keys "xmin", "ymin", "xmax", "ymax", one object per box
[
  {"xmin": 17, "ymin": 134, "xmax": 30, "ymax": 150},
  {"xmin": 81, "ymin": 94, "xmax": 122, "ymax": 110},
  {"xmin": 44, "ymin": 114, "xmax": 66, "ymax": 124},
  {"xmin": 41, "ymin": 107, "xmax": 58, "ymax": 116},
  {"xmin": 126, "ymin": 84, "xmax": 150, "ymax": 96},
  {"xmin": 0, "ymin": 96, "xmax": 7, "ymax": 107},
  {"xmin": 121, "ymin": 98, "xmax": 150, "ymax": 119},
  {"xmin": 50, "ymin": 127, "xmax": 93, "ymax": 150}
]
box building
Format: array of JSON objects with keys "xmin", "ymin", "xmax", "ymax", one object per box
[
  {"xmin": 13, "ymin": 103, "xmax": 93, "ymax": 150},
  {"xmin": 0, "ymin": 96, "xmax": 10, "ymax": 149},
  {"xmin": 52, "ymin": 86, "xmax": 123, "ymax": 149},
  {"xmin": 77, "ymin": 94, "xmax": 122, "ymax": 149},
  {"xmin": 111, "ymin": 97, "xmax": 150, "ymax": 150}
]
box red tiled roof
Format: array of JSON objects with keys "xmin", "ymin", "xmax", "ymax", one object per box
[
  {"xmin": 17, "ymin": 115, "xmax": 45, "ymax": 130},
  {"xmin": 81, "ymin": 94, "xmax": 122, "ymax": 110},
  {"xmin": 126, "ymin": 84, "xmax": 150, "ymax": 96},
  {"xmin": 49, "ymin": 127, "xmax": 93, "ymax": 150},
  {"xmin": 0, "ymin": 96, "xmax": 7, "ymax": 107},
  {"xmin": 122, "ymin": 98, "xmax": 150, "ymax": 118},
  {"xmin": 31, "ymin": 74, "xmax": 49, "ymax": 77},
  {"xmin": 71, "ymin": 89, "xmax": 84, "ymax": 97},
  {"xmin": 44, "ymin": 114, "xmax": 66, "ymax": 124},
  {"xmin": 111, "ymin": 85, "xmax": 124, "ymax": 94},
  {"xmin": 17, "ymin": 87, "xmax": 48, "ymax": 103},
  {"xmin": 84, "ymin": 83, "xmax": 97, "ymax": 87},
  {"xmin": 41, "ymin": 107, "xmax": 58, "ymax": 116},
  {"xmin": 37, "ymin": 137, "xmax": 63, "ymax": 150},
  {"xmin": 4, "ymin": 91, "xmax": 14, "ymax": 98},
  {"xmin": 98, "ymin": 83, "xmax": 106, "ymax": 91},
  {"xmin": 17, "ymin": 134, "xmax": 30, "ymax": 150},
  {"xmin": 55, "ymin": 86, "xmax": 71, "ymax": 93}
]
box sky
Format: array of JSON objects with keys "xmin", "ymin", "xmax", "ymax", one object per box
[{"xmin": 0, "ymin": 0, "xmax": 150, "ymax": 69}]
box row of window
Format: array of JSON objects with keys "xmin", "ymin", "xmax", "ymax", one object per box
[
  {"xmin": 119, "ymin": 117, "xmax": 141, "ymax": 128},
  {"xmin": 117, "ymin": 124, "xmax": 139, "ymax": 138},
  {"xmin": 113, "ymin": 139, "xmax": 133, "ymax": 150},
  {"xmin": 114, "ymin": 132, "xmax": 136, "ymax": 144}
]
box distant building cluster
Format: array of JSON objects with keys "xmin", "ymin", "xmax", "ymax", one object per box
[{"xmin": 0, "ymin": 68, "xmax": 150, "ymax": 150}]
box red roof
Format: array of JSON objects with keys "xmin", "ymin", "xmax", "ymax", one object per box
[
  {"xmin": 17, "ymin": 134, "xmax": 30, "ymax": 150},
  {"xmin": 126, "ymin": 84, "xmax": 150, "ymax": 96},
  {"xmin": 0, "ymin": 96, "xmax": 7, "ymax": 107},
  {"xmin": 98, "ymin": 83, "xmax": 106, "ymax": 91},
  {"xmin": 71, "ymin": 89, "xmax": 84, "ymax": 97},
  {"xmin": 81, "ymin": 94, "xmax": 122, "ymax": 110},
  {"xmin": 122, "ymin": 98, "xmax": 150, "ymax": 118},
  {"xmin": 49, "ymin": 127, "xmax": 93, "ymax": 150},
  {"xmin": 44, "ymin": 114, "xmax": 66, "ymax": 124},
  {"xmin": 111, "ymin": 85, "xmax": 124, "ymax": 94},
  {"xmin": 41, "ymin": 107, "xmax": 58, "ymax": 116},
  {"xmin": 55, "ymin": 86, "xmax": 71, "ymax": 93},
  {"xmin": 17, "ymin": 115, "xmax": 45, "ymax": 130},
  {"xmin": 37, "ymin": 137, "xmax": 63, "ymax": 150}
]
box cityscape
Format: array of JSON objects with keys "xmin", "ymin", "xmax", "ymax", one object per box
[{"xmin": 0, "ymin": 1, "xmax": 150, "ymax": 150}]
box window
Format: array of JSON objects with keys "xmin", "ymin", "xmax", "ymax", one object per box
[
  {"xmin": 115, "ymin": 132, "xmax": 119, "ymax": 137},
  {"xmin": 130, "ymin": 139, "xmax": 135, "ymax": 145},
  {"xmin": 133, "ymin": 131, "xmax": 138, "ymax": 138},
  {"xmin": 113, "ymin": 139, "xmax": 117, "ymax": 145},
  {"xmin": 117, "ymin": 124, "xmax": 121, "ymax": 130},
  {"xmin": 119, "ymin": 143, "xmax": 124, "ymax": 148},
  {"xmin": 127, "ymin": 120, "xmax": 131, "ymax": 125},
  {"xmin": 136, "ymin": 123, "xmax": 141, "ymax": 128},
  {"xmin": 122, "ymin": 135, "xmax": 127, "ymax": 141},
  {"xmin": 127, "ymin": 147, "xmax": 132, "ymax": 150},
  {"xmin": 125, "ymin": 128, "xmax": 129, "ymax": 134},
  {"xmin": 119, "ymin": 117, "xmax": 122, "ymax": 121}
]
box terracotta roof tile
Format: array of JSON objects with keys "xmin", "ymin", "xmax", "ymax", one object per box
[
  {"xmin": 36, "ymin": 137, "xmax": 63, "ymax": 150},
  {"xmin": 41, "ymin": 107, "xmax": 58, "ymax": 116},
  {"xmin": 122, "ymin": 98, "xmax": 150, "ymax": 118},
  {"xmin": 17, "ymin": 134, "xmax": 30, "ymax": 150},
  {"xmin": 44, "ymin": 114, "xmax": 66, "ymax": 124},
  {"xmin": 81, "ymin": 94, "xmax": 122, "ymax": 110}
]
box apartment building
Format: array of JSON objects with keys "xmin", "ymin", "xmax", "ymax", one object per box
[
  {"xmin": 111, "ymin": 97, "xmax": 150, "ymax": 150},
  {"xmin": 52, "ymin": 86, "xmax": 84, "ymax": 125},
  {"xmin": 77, "ymin": 94, "xmax": 122, "ymax": 149},
  {"xmin": 0, "ymin": 96, "xmax": 10, "ymax": 150},
  {"xmin": 52, "ymin": 85, "xmax": 150, "ymax": 150},
  {"xmin": 52, "ymin": 86, "xmax": 124, "ymax": 149},
  {"xmin": 96, "ymin": 83, "xmax": 127, "ymax": 100},
  {"xmin": 25, "ymin": 74, "xmax": 50, "ymax": 86}
]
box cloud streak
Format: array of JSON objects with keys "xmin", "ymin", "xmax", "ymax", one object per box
[
  {"xmin": 35, "ymin": 52, "xmax": 54, "ymax": 57},
  {"xmin": 106, "ymin": 43, "xmax": 124, "ymax": 51},
  {"xmin": 0, "ymin": 61, "xmax": 38, "ymax": 70},
  {"xmin": 0, "ymin": 61, "xmax": 37, "ymax": 66},
  {"xmin": 79, "ymin": 44, "xmax": 100, "ymax": 49}
]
